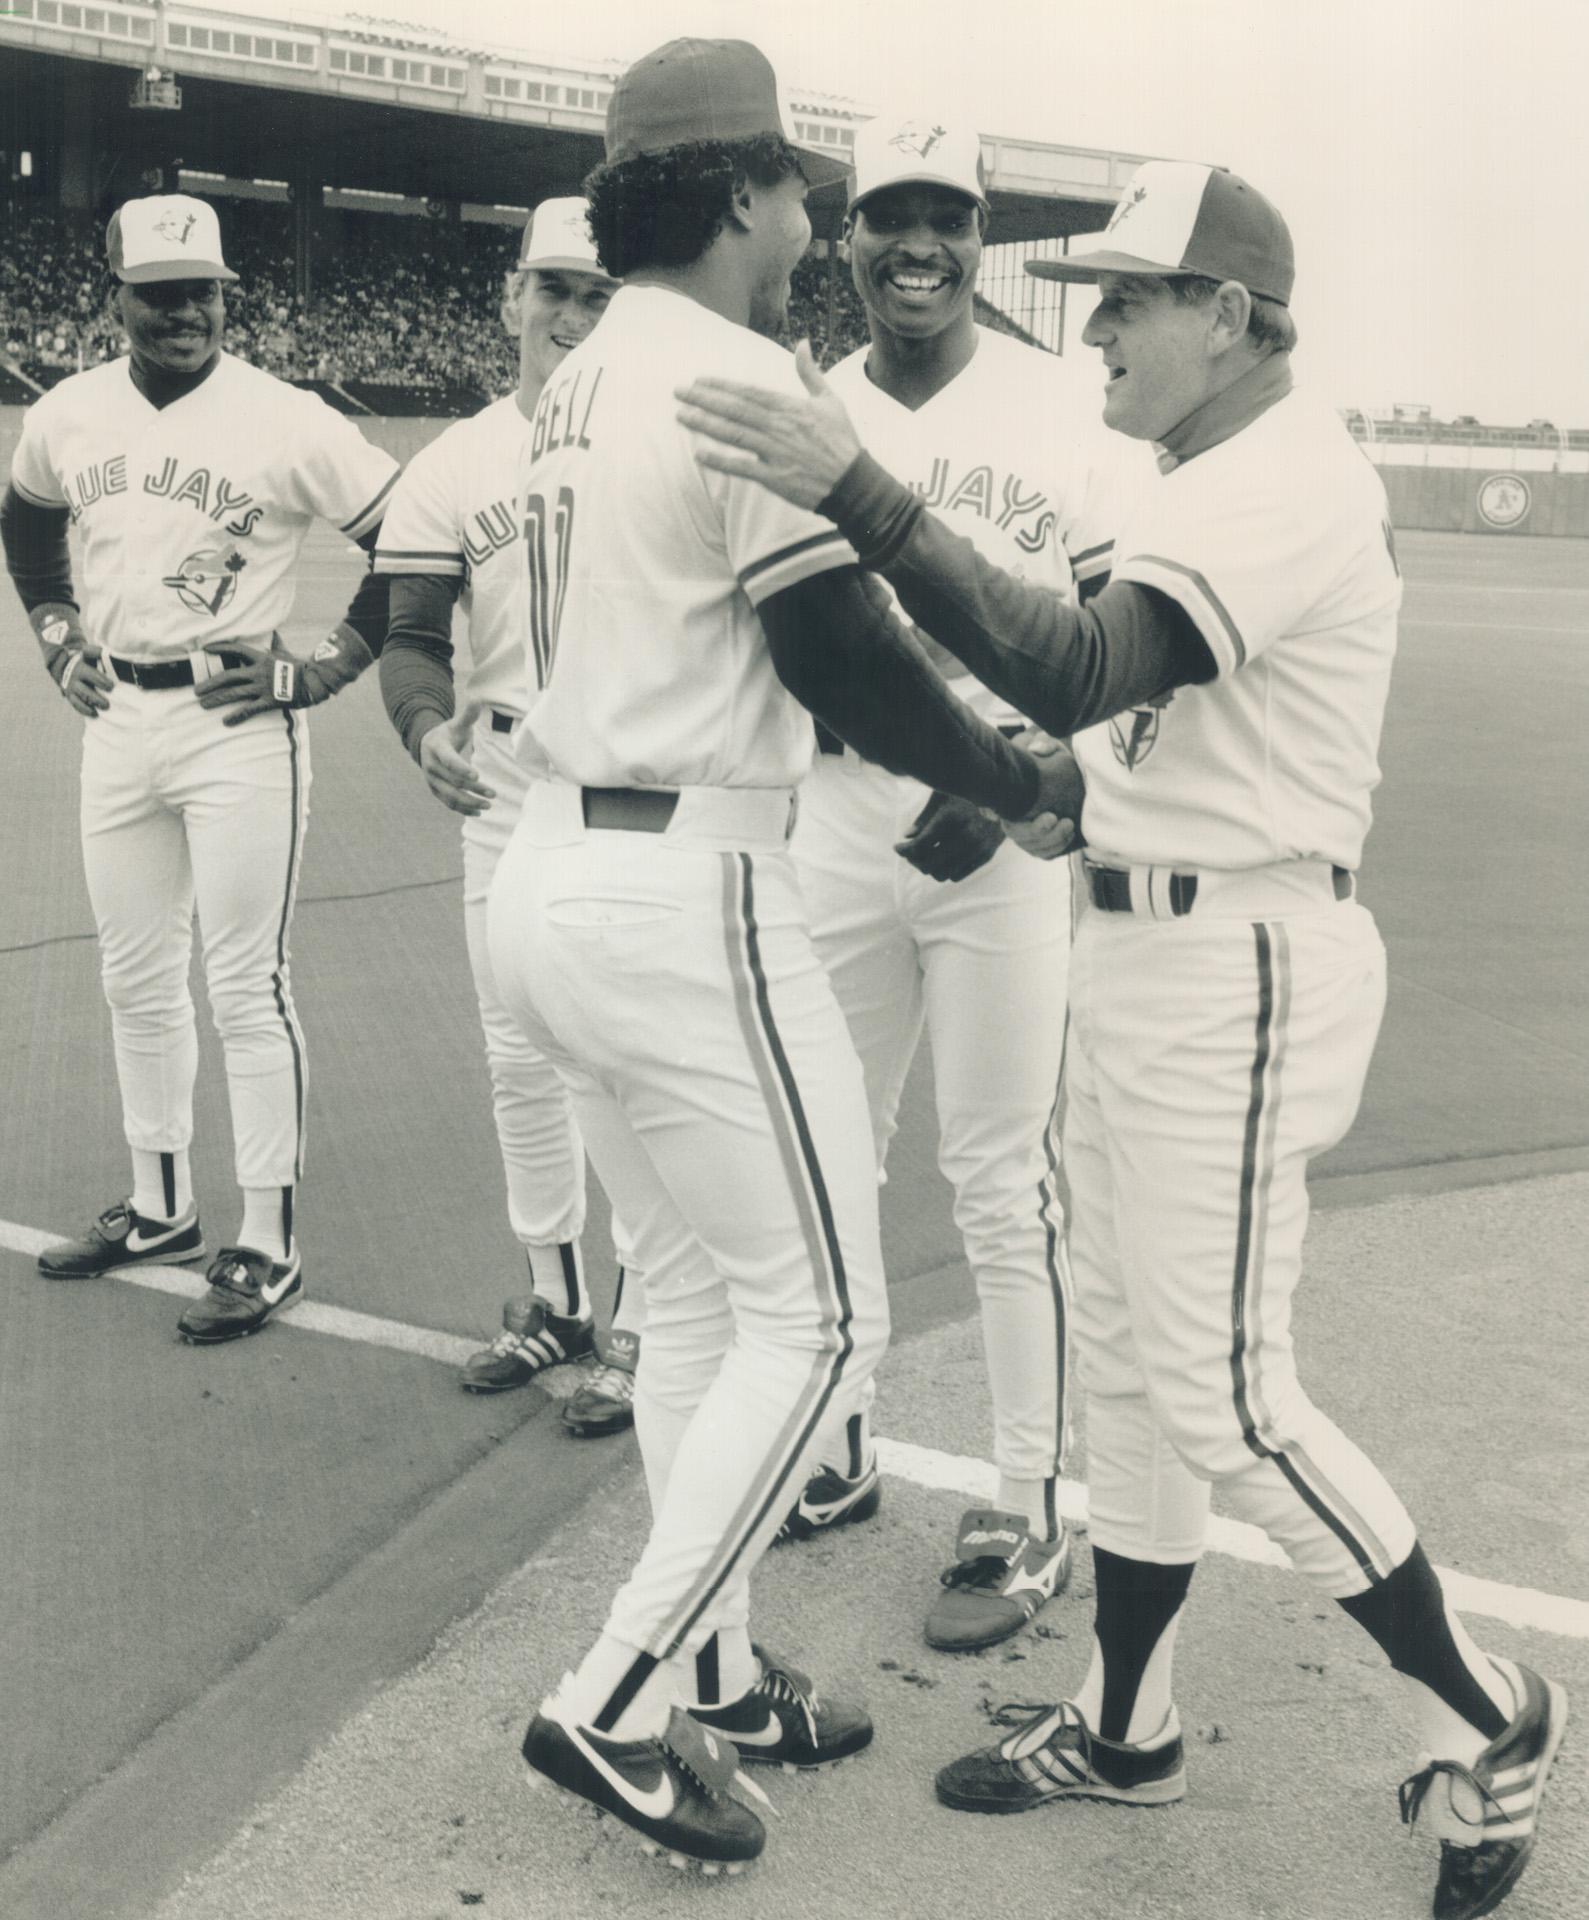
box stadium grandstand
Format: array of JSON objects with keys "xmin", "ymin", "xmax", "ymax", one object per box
[
  {"xmin": 0, "ymin": 0, "xmax": 1145, "ymax": 412},
  {"xmin": 2, "ymin": 2, "xmax": 1583, "ymax": 529}
]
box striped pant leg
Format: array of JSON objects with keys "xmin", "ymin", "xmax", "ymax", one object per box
[
  {"xmin": 915, "ymin": 839, "xmax": 1074, "ymax": 1484},
  {"xmin": 80, "ymin": 690, "xmax": 202, "ymax": 1158},
  {"xmin": 1064, "ymin": 922, "xmax": 1210, "ymax": 1566},
  {"xmin": 487, "ymin": 827, "xmax": 889, "ymax": 1664},
  {"xmin": 1097, "ymin": 904, "xmax": 1416, "ymax": 1598},
  {"xmin": 460, "ymin": 729, "xmax": 587, "ymax": 1250}
]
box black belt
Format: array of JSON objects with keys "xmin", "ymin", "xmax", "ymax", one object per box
[
  {"xmin": 1084, "ymin": 864, "xmax": 1354, "ymax": 916},
  {"xmin": 581, "ymin": 787, "xmax": 679, "ymax": 833},
  {"xmin": 109, "ymin": 651, "xmax": 247, "ymax": 689},
  {"xmin": 490, "ymin": 709, "xmax": 519, "ymax": 734}
]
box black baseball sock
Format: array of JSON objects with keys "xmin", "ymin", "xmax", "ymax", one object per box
[
  {"xmin": 693, "ymin": 1634, "xmax": 721, "ymax": 1707},
  {"xmin": 1093, "ymin": 1547, "xmax": 1197, "ymax": 1743},
  {"xmin": 1336, "ymin": 1542, "xmax": 1507, "ymax": 1739}
]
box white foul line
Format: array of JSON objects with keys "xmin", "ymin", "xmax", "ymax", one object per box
[
  {"xmin": 875, "ymin": 1438, "xmax": 1589, "ymax": 1642},
  {"xmin": 4, "ymin": 1214, "xmax": 1584, "ymax": 1633},
  {"xmin": 0, "ymin": 1214, "xmax": 580, "ymax": 1398}
]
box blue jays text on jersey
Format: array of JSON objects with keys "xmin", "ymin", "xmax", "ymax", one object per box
[
  {"xmin": 912, "ymin": 457, "xmax": 1056, "ymax": 555},
  {"xmin": 62, "ymin": 454, "xmax": 264, "ymax": 538}
]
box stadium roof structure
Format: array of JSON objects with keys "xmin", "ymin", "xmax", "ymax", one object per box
[{"xmin": 0, "ymin": 3, "xmax": 1148, "ymax": 241}]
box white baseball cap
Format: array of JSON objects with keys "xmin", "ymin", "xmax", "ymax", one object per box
[
  {"xmin": 517, "ymin": 196, "xmax": 612, "ymax": 278},
  {"xmin": 847, "ymin": 114, "xmax": 988, "ymax": 216},
  {"xmin": 107, "ymin": 194, "xmax": 237, "ymax": 284},
  {"xmin": 1027, "ymin": 160, "xmax": 1294, "ymax": 306}
]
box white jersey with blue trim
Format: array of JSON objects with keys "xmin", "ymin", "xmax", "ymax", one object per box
[
  {"xmin": 10, "ymin": 352, "xmax": 398, "ymax": 660},
  {"xmin": 828, "ymin": 325, "xmax": 1152, "ymax": 726},
  {"xmin": 1075, "ymin": 387, "xmax": 1402, "ymax": 872},
  {"xmin": 373, "ymin": 393, "xmax": 530, "ymax": 717},
  {"xmin": 513, "ymin": 283, "xmax": 857, "ymax": 791}
]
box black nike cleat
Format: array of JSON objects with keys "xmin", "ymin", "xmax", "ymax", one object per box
[
  {"xmin": 1400, "ymin": 1663, "xmax": 1568, "ymax": 1920},
  {"xmin": 177, "ymin": 1245, "xmax": 303, "ymax": 1344},
  {"xmin": 38, "ymin": 1199, "xmax": 204, "ymax": 1279},
  {"xmin": 694, "ymin": 1645, "xmax": 873, "ymax": 1771},
  {"xmin": 523, "ymin": 1689, "xmax": 766, "ymax": 1872},
  {"xmin": 774, "ymin": 1458, "xmax": 881, "ymax": 1544}
]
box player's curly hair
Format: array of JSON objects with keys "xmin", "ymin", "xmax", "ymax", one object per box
[
  {"xmin": 1160, "ymin": 273, "xmax": 1298, "ymax": 354},
  {"xmin": 585, "ymin": 133, "xmax": 805, "ymax": 278}
]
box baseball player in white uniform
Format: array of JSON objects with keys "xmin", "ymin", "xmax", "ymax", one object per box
[
  {"xmin": 2, "ymin": 195, "xmax": 397, "ymax": 1343},
  {"xmin": 377, "ymin": 199, "xmax": 643, "ymax": 1433},
  {"xmin": 777, "ymin": 113, "xmax": 1150, "ymax": 1654},
  {"xmin": 676, "ymin": 160, "xmax": 1565, "ymax": 1920},
  {"xmin": 486, "ymin": 39, "xmax": 1082, "ymax": 1874}
]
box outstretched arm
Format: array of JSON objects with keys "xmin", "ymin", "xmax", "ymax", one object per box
[
  {"xmin": 678, "ymin": 346, "xmax": 1216, "ymax": 737},
  {"xmin": 759, "ymin": 566, "xmax": 1079, "ymax": 833}
]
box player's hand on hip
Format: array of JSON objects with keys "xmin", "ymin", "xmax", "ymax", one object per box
[
  {"xmin": 1006, "ymin": 731, "xmax": 1087, "ymax": 861},
  {"xmin": 36, "ymin": 608, "xmax": 113, "ymax": 717},
  {"xmin": 675, "ymin": 340, "xmax": 861, "ymax": 510},
  {"xmin": 895, "ymin": 789, "xmax": 1005, "ymax": 883},
  {"xmin": 196, "ymin": 634, "xmax": 300, "ymax": 726},
  {"xmin": 418, "ymin": 702, "xmax": 496, "ymax": 816}
]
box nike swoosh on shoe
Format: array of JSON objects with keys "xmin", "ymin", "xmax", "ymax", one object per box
[
  {"xmin": 565, "ymin": 1721, "xmax": 677, "ymax": 1821},
  {"xmin": 724, "ymin": 1711, "xmax": 787, "ymax": 1750}
]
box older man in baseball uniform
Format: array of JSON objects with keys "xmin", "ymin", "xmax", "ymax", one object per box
[
  {"xmin": 487, "ymin": 38, "xmax": 1083, "ymax": 1873},
  {"xmin": 378, "ymin": 199, "xmax": 643, "ymax": 1433},
  {"xmin": 2, "ymin": 195, "xmax": 397, "ymax": 1343},
  {"xmin": 677, "ymin": 160, "xmax": 1564, "ymax": 1919},
  {"xmin": 775, "ymin": 112, "xmax": 1150, "ymax": 1656}
]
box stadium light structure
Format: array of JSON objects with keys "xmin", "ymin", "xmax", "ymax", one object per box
[{"xmin": 130, "ymin": 65, "xmax": 183, "ymax": 111}]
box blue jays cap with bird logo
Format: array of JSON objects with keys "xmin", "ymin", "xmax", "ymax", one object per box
[
  {"xmin": 1028, "ymin": 160, "xmax": 1294, "ymax": 306},
  {"xmin": 107, "ymin": 194, "xmax": 237, "ymax": 285},
  {"xmin": 847, "ymin": 113, "xmax": 988, "ymax": 215}
]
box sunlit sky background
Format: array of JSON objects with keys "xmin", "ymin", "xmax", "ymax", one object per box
[{"xmin": 218, "ymin": 0, "xmax": 1588, "ymax": 423}]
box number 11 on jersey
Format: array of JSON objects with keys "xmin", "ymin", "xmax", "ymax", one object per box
[{"xmin": 524, "ymin": 486, "xmax": 575, "ymax": 687}]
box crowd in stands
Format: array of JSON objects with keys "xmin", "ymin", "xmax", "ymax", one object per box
[{"xmin": 3, "ymin": 196, "xmax": 1031, "ymax": 406}]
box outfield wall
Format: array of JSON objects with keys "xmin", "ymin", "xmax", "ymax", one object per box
[{"xmin": 1373, "ymin": 463, "xmax": 1589, "ymax": 537}]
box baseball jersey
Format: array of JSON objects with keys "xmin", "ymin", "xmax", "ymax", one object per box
[
  {"xmin": 828, "ymin": 328, "xmax": 1151, "ymax": 727},
  {"xmin": 10, "ymin": 354, "xmax": 398, "ymax": 660},
  {"xmin": 1074, "ymin": 387, "xmax": 1401, "ymax": 871},
  {"xmin": 373, "ymin": 394, "xmax": 530, "ymax": 716},
  {"xmin": 514, "ymin": 283, "xmax": 858, "ymax": 791}
]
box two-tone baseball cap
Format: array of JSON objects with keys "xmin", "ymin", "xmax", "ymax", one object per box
[
  {"xmin": 604, "ymin": 37, "xmax": 848, "ymax": 186},
  {"xmin": 107, "ymin": 193, "xmax": 237, "ymax": 284},
  {"xmin": 846, "ymin": 115, "xmax": 988, "ymax": 216},
  {"xmin": 1027, "ymin": 161, "xmax": 1294, "ymax": 305},
  {"xmin": 517, "ymin": 196, "xmax": 613, "ymax": 279}
]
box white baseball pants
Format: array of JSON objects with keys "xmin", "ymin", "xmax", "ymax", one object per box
[
  {"xmin": 79, "ymin": 683, "xmax": 310, "ymax": 1192},
  {"xmin": 462, "ymin": 720, "xmax": 587, "ymax": 1250},
  {"xmin": 793, "ymin": 752, "xmax": 1072, "ymax": 1484},
  {"xmin": 487, "ymin": 781, "xmax": 889, "ymax": 1661},
  {"xmin": 1065, "ymin": 878, "xmax": 1417, "ymax": 1597}
]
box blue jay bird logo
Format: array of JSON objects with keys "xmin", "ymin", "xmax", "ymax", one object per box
[{"xmin": 164, "ymin": 545, "xmax": 247, "ymax": 616}]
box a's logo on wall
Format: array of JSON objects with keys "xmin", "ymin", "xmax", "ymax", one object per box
[
  {"xmin": 153, "ymin": 210, "xmax": 198, "ymax": 247},
  {"xmin": 888, "ymin": 121, "xmax": 948, "ymax": 159},
  {"xmin": 1476, "ymin": 473, "xmax": 1530, "ymax": 530},
  {"xmin": 164, "ymin": 544, "xmax": 247, "ymax": 616},
  {"xmin": 1108, "ymin": 687, "xmax": 1174, "ymax": 769}
]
